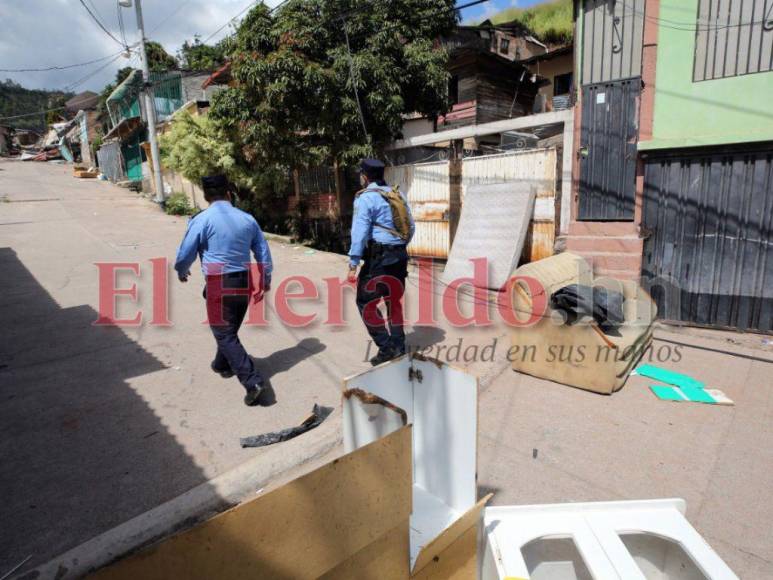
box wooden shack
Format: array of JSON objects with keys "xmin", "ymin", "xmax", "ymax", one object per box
[{"xmin": 442, "ymin": 47, "xmax": 546, "ymax": 130}]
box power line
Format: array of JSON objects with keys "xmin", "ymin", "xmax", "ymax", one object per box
[
  {"xmin": 150, "ymin": 0, "xmax": 196, "ymax": 35},
  {"xmin": 117, "ymin": 0, "xmax": 128, "ymax": 47},
  {"xmin": 202, "ymin": 0, "xmax": 260, "ymax": 44},
  {"xmin": 0, "ymin": 51, "xmax": 126, "ymax": 73},
  {"xmin": 618, "ymin": 0, "xmax": 773, "ymax": 32},
  {"xmin": 63, "ymin": 52, "xmax": 127, "ymax": 93},
  {"xmin": 77, "ymin": 0, "xmax": 127, "ymax": 48}
]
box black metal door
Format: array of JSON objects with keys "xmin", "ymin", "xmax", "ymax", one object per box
[
  {"xmin": 578, "ymin": 78, "xmax": 640, "ymax": 220},
  {"xmin": 642, "ymin": 146, "xmax": 773, "ymax": 333}
]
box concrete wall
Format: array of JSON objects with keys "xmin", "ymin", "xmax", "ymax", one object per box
[
  {"xmin": 529, "ymin": 52, "xmax": 574, "ymax": 109},
  {"xmin": 640, "ymin": 0, "xmax": 773, "ymax": 150}
]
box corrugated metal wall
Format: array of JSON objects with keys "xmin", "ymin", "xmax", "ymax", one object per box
[
  {"xmin": 386, "ymin": 160, "xmax": 451, "ymax": 259},
  {"xmin": 462, "ymin": 149, "xmax": 558, "ymax": 261},
  {"xmin": 96, "ymin": 141, "xmax": 125, "ymax": 182},
  {"xmin": 385, "ymin": 150, "xmax": 559, "ymax": 261},
  {"xmin": 694, "ymin": 0, "xmax": 773, "ymax": 81},
  {"xmin": 581, "ymin": 0, "xmax": 645, "ymax": 85},
  {"xmin": 642, "ymin": 147, "xmax": 773, "ymax": 333},
  {"xmin": 578, "ymin": 78, "xmax": 640, "ymax": 220}
]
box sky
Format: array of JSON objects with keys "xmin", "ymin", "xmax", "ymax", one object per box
[{"xmin": 0, "ymin": 0, "xmax": 549, "ymax": 94}]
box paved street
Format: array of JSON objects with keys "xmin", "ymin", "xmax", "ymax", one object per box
[
  {"xmin": 0, "ymin": 160, "xmax": 382, "ymax": 571},
  {"xmin": 1, "ymin": 160, "xmax": 771, "ymax": 577}
]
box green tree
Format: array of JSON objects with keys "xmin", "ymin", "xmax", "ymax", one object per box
[
  {"xmin": 178, "ymin": 36, "xmax": 229, "ymax": 71},
  {"xmin": 145, "ymin": 41, "xmax": 178, "ymax": 72},
  {"xmin": 159, "ymin": 110, "xmax": 239, "ymax": 184},
  {"xmin": 209, "ymin": 0, "xmax": 456, "ymax": 194}
]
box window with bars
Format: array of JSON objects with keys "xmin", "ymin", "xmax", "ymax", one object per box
[{"xmin": 693, "ymin": 0, "xmax": 773, "ymax": 81}]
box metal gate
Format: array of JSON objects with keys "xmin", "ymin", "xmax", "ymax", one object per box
[
  {"xmin": 578, "ymin": 78, "xmax": 640, "ymax": 221},
  {"xmin": 641, "ymin": 147, "xmax": 773, "ymax": 333},
  {"xmin": 96, "ymin": 141, "xmax": 125, "ymax": 182}
]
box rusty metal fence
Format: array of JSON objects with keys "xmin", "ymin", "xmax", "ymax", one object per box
[{"xmin": 385, "ymin": 160, "xmax": 451, "ymax": 259}]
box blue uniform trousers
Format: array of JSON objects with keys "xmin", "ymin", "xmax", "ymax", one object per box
[
  {"xmin": 356, "ymin": 243, "xmax": 408, "ymax": 354},
  {"xmin": 205, "ymin": 271, "xmax": 264, "ymax": 390}
]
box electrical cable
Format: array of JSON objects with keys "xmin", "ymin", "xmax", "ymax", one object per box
[
  {"xmin": 117, "ymin": 0, "xmax": 128, "ymax": 47},
  {"xmin": 0, "ymin": 51, "xmax": 126, "ymax": 73},
  {"xmin": 149, "ymin": 0, "xmax": 196, "ymax": 35},
  {"xmin": 617, "ymin": 0, "xmax": 772, "ymax": 32},
  {"xmin": 77, "ymin": 0, "xmax": 127, "ymax": 48},
  {"xmin": 201, "ymin": 0, "xmax": 260, "ymax": 44},
  {"xmin": 63, "ymin": 52, "xmax": 128, "ymax": 93}
]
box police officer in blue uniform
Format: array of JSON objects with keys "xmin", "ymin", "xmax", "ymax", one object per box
[
  {"xmin": 175, "ymin": 175, "xmax": 273, "ymax": 406},
  {"xmin": 348, "ymin": 159, "xmax": 415, "ymax": 365}
]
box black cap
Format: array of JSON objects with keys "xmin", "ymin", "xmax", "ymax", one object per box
[
  {"xmin": 360, "ymin": 159, "xmax": 386, "ymax": 174},
  {"xmin": 201, "ymin": 174, "xmax": 228, "ymax": 189}
]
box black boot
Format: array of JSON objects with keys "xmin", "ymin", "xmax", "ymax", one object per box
[
  {"xmin": 369, "ymin": 348, "xmax": 403, "ymax": 366},
  {"xmin": 211, "ymin": 362, "xmax": 234, "ymax": 379},
  {"xmin": 243, "ymin": 384, "xmax": 264, "ymax": 406}
]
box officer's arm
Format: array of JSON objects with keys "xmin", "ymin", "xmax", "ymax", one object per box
[
  {"xmin": 174, "ymin": 217, "xmax": 203, "ymax": 278},
  {"xmin": 348, "ymin": 196, "xmax": 373, "ymax": 267},
  {"xmin": 251, "ymin": 220, "xmax": 273, "ymax": 289}
]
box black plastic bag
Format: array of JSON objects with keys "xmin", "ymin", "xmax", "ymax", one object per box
[
  {"xmin": 550, "ymin": 284, "xmax": 625, "ymax": 334},
  {"xmin": 240, "ymin": 404, "xmax": 334, "ymax": 448}
]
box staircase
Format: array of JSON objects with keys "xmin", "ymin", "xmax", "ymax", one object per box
[{"xmin": 565, "ymin": 222, "xmax": 643, "ymax": 281}]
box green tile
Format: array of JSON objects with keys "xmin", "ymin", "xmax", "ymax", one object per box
[
  {"xmin": 635, "ymin": 364, "xmax": 705, "ymax": 389},
  {"xmin": 650, "ymin": 385, "xmax": 687, "ymax": 402}
]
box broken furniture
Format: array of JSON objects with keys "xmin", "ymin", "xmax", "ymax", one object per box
[
  {"xmin": 87, "ymin": 356, "xmax": 736, "ymax": 580},
  {"xmin": 343, "ymin": 355, "xmax": 482, "ymax": 574},
  {"xmin": 509, "ymin": 252, "xmax": 657, "ymax": 394},
  {"xmin": 93, "ymin": 356, "xmax": 486, "ymax": 579},
  {"xmin": 481, "ymin": 498, "xmax": 738, "ymax": 580}
]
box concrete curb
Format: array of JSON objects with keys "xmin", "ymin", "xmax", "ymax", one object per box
[{"xmin": 18, "ymin": 411, "xmax": 343, "ymax": 580}]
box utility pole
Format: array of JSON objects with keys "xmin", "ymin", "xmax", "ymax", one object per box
[{"xmin": 125, "ymin": 0, "xmax": 165, "ymax": 203}]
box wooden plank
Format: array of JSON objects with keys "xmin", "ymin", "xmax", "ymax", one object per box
[
  {"xmin": 320, "ymin": 522, "xmax": 410, "ymax": 580},
  {"xmin": 412, "ymin": 494, "xmax": 492, "ymax": 578},
  {"xmin": 93, "ymin": 427, "xmax": 413, "ymax": 580}
]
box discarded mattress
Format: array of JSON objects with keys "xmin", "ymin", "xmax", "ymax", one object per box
[{"xmin": 442, "ymin": 181, "xmax": 536, "ymax": 290}]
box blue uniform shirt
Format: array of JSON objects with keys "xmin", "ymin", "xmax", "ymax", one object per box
[
  {"xmin": 174, "ymin": 200, "xmax": 273, "ymax": 285},
  {"xmin": 348, "ymin": 184, "xmax": 415, "ymax": 267}
]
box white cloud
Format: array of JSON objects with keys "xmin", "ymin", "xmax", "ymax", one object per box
[{"xmin": 0, "ymin": 0, "xmax": 281, "ymax": 92}]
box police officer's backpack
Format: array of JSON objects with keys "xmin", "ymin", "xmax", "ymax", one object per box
[{"xmin": 373, "ymin": 186, "xmax": 411, "ymax": 242}]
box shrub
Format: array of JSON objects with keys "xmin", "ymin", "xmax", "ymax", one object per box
[
  {"xmin": 164, "ymin": 192, "xmax": 196, "ymax": 216},
  {"xmin": 488, "ymin": 0, "xmax": 573, "ymax": 45}
]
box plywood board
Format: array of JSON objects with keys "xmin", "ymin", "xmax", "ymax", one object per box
[
  {"xmin": 412, "ymin": 494, "xmax": 492, "ymax": 576},
  {"xmin": 93, "ymin": 427, "xmax": 413, "ymax": 580},
  {"xmin": 319, "ymin": 522, "xmax": 409, "ymax": 580},
  {"xmin": 411, "ymin": 525, "xmax": 478, "ymax": 580},
  {"xmin": 442, "ymin": 182, "xmax": 536, "ymax": 290}
]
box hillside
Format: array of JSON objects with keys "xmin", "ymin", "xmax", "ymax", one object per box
[
  {"xmin": 0, "ymin": 80, "xmax": 72, "ymax": 132},
  {"xmin": 488, "ymin": 0, "xmax": 573, "ymax": 45}
]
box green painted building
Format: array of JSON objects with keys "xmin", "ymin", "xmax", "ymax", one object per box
[{"xmin": 569, "ymin": 0, "xmax": 773, "ymax": 333}]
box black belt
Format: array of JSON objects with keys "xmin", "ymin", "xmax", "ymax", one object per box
[
  {"xmin": 206, "ymin": 270, "xmax": 249, "ymax": 279},
  {"xmin": 367, "ymin": 240, "xmax": 405, "ymax": 253}
]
